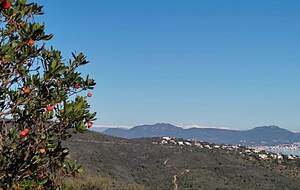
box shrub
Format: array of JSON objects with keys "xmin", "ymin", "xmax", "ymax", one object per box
[
  {"xmin": 62, "ymin": 175, "xmax": 145, "ymax": 190},
  {"xmin": 0, "ymin": 0, "xmax": 96, "ymax": 189}
]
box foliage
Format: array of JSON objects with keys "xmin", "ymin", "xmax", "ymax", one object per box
[
  {"xmin": 61, "ymin": 175, "xmax": 144, "ymax": 190},
  {"xmin": 0, "ymin": 0, "xmax": 96, "ymax": 189}
]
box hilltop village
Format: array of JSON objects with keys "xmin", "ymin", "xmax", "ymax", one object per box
[{"xmin": 153, "ymin": 137, "xmax": 300, "ymax": 161}]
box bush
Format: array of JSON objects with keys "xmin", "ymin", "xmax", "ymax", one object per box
[
  {"xmin": 0, "ymin": 0, "xmax": 96, "ymax": 189},
  {"xmin": 62, "ymin": 175, "xmax": 145, "ymax": 190}
]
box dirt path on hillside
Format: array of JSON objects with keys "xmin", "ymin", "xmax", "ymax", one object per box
[
  {"xmin": 163, "ymin": 158, "xmax": 191, "ymax": 190},
  {"xmin": 164, "ymin": 158, "xmax": 169, "ymax": 166},
  {"xmin": 173, "ymin": 175, "xmax": 178, "ymax": 190}
]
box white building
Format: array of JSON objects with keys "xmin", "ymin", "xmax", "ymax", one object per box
[
  {"xmin": 258, "ymin": 154, "xmax": 268, "ymax": 160},
  {"xmin": 162, "ymin": 137, "xmax": 171, "ymax": 141}
]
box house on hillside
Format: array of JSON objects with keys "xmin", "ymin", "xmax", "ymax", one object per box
[
  {"xmin": 162, "ymin": 137, "xmax": 171, "ymax": 141},
  {"xmin": 258, "ymin": 154, "xmax": 268, "ymax": 160}
]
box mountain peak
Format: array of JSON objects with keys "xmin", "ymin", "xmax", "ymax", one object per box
[
  {"xmin": 251, "ymin": 125, "xmax": 287, "ymax": 131},
  {"xmin": 152, "ymin": 123, "xmax": 178, "ymax": 128},
  {"xmin": 133, "ymin": 123, "xmax": 179, "ymax": 130}
]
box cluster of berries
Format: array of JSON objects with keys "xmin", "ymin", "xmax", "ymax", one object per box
[
  {"xmin": 1, "ymin": 1, "xmax": 35, "ymax": 47},
  {"xmin": 74, "ymin": 83, "xmax": 93, "ymax": 97},
  {"xmin": 19, "ymin": 84, "xmax": 94, "ymax": 138},
  {"xmin": 76, "ymin": 83, "xmax": 94, "ymax": 128}
]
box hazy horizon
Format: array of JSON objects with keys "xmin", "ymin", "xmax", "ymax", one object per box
[{"xmin": 37, "ymin": 0, "xmax": 300, "ymax": 131}]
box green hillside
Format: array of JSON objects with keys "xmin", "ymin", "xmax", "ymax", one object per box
[{"xmin": 63, "ymin": 131, "xmax": 300, "ymax": 190}]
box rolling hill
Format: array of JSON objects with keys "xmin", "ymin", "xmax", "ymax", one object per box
[
  {"xmin": 103, "ymin": 123, "xmax": 300, "ymax": 146},
  {"xmin": 63, "ymin": 130, "xmax": 300, "ymax": 190}
]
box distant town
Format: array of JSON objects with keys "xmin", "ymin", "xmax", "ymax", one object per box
[
  {"xmin": 154, "ymin": 137, "xmax": 300, "ymax": 161},
  {"xmin": 252, "ymin": 143, "xmax": 300, "ymax": 156}
]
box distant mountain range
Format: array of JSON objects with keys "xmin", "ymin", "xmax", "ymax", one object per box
[{"xmin": 103, "ymin": 123, "xmax": 300, "ymax": 146}]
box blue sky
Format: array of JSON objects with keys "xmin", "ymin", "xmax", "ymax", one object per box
[{"xmin": 36, "ymin": 0, "xmax": 300, "ymax": 131}]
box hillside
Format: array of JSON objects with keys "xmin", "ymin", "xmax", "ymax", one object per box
[
  {"xmin": 63, "ymin": 131, "xmax": 300, "ymax": 190},
  {"xmin": 103, "ymin": 123, "xmax": 300, "ymax": 146}
]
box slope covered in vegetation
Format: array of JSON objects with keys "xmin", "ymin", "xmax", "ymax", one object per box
[{"xmin": 63, "ymin": 131, "xmax": 300, "ymax": 190}]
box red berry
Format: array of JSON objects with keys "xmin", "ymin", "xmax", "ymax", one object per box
[
  {"xmin": 39, "ymin": 148, "xmax": 46, "ymax": 154},
  {"xmin": 46, "ymin": 105, "xmax": 54, "ymax": 112},
  {"xmin": 74, "ymin": 83, "xmax": 81, "ymax": 89},
  {"xmin": 87, "ymin": 121, "xmax": 93, "ymax": 128},
  {"xmin": 20, "ymin": 131, "xmax": 26, "ymax": 137},
  {"xmin": 23, "ymin": 128, "xmax": 29, "ymax": 133},
  {"xmin": 27, "ymin": 39, "xmax": 35, "ymax": 47},
  {"xmin": 87, "ymin": 92, "xmax": 93, "ymax": 97},
  {"xmin": 20, "ymin": 128, "xmax": 29, "ymax": 138},
  {"xmin": 1, "ymin": 0, "xmax": 11, "ymax": 9},
  {"xmin": 22, "ymin": 86, "xmax": 31, "ymax": 95}
]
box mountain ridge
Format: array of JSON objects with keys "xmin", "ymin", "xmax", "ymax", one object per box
[{"xmin": 103, "ymin": 123, "xmax": 300, "ymax": 146}]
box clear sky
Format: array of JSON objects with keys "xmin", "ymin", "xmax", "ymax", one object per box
[{"xmin": 36, "ymin": 0, "xmax": 300, "ymax": 131}]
